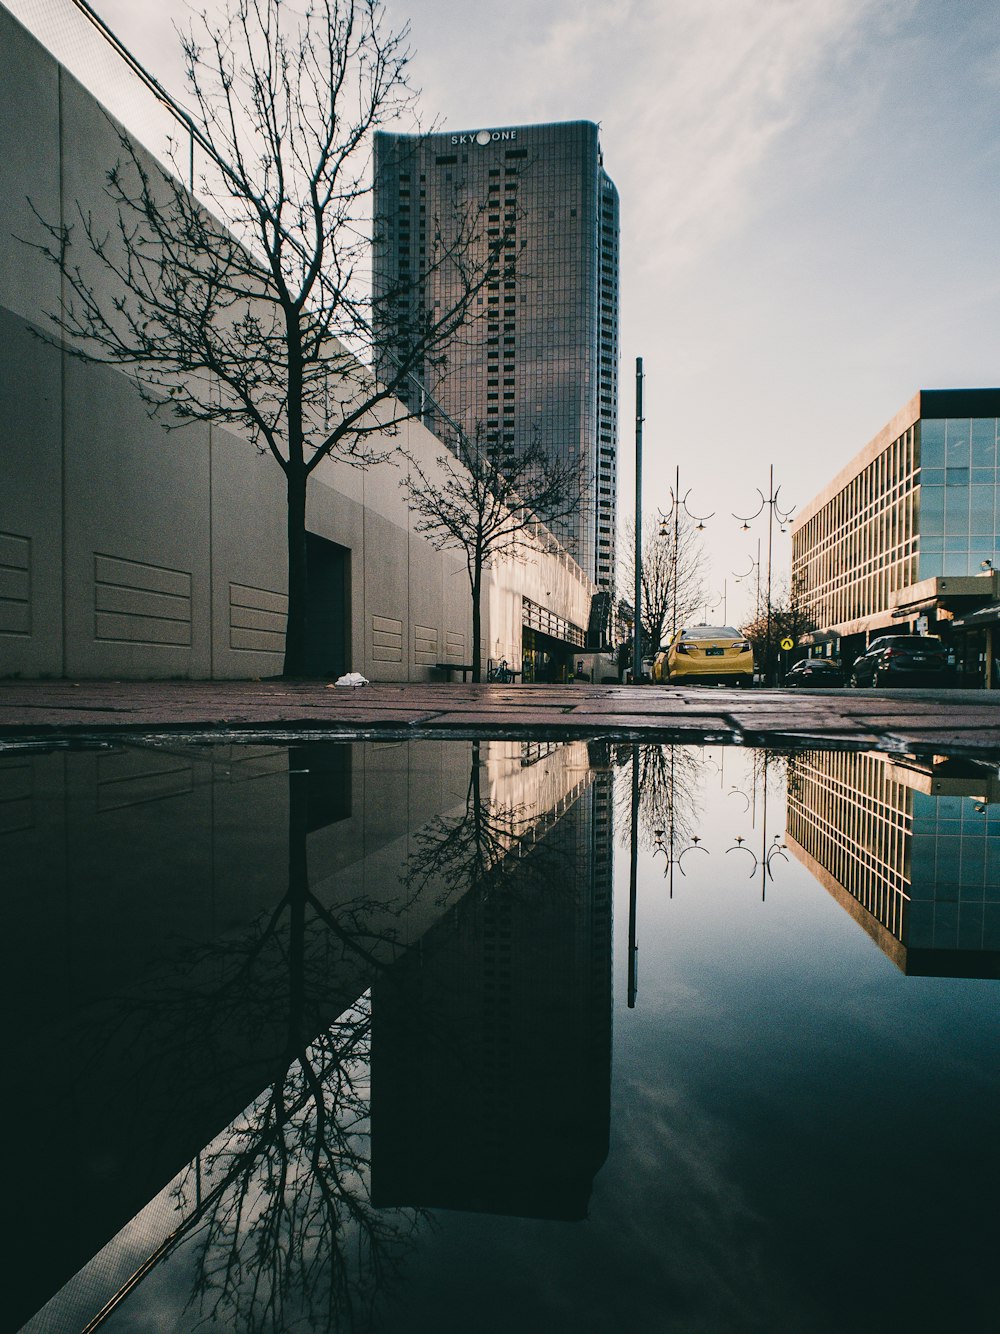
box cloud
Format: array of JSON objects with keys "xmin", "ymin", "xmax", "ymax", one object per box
[{"xmin": 399, "ymin": 0, "xmax": 906, "ymax": 278}]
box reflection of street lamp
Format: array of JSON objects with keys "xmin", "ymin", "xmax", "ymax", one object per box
[
  {"xmin": 733, "ymin": 465, "xmax": 795, "ymax": 686},
  {"xmin": 725, "ymin": 752, "xmax": 788, "ymax": 899},
  {"xmin": 726, "ymin": 833, "xmax": 788, "ymax": 897},
  {"xmin": 651, "ymin": 825, "xmax": 708, "ymax": 898},
  {"xmin": 658, "ymin": 465, "xmax": 714, "ymax": 638}
]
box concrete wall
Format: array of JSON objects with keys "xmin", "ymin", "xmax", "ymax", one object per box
[{"xmin": 0, "ymin": 5, "xmax": 595, "ymax": 680}]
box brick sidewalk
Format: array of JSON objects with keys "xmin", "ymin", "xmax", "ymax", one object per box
[{"xmin": 2, "ymin": 679, "xmax": 1000, "ymax": 758}]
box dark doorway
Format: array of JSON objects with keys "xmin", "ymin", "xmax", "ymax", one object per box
[
  {"xmin": 305, "ymin": 533, "xmax": 350, "ymax": 678},
  {"xmin": 289, "ymin": 742, "xmax": 352, "ymax": 831}
]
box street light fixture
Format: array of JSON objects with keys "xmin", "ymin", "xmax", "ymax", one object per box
[
  {"xmin": 733, "ymin": 538, "xmax": 762, "ymax": 621},
  {"xmin": 658, "ymin": 465, "xmax": 714, "ymax": 639},
  {"xmin": 733, "ymin": 465, "xmax": 795, "ymax": 686}
]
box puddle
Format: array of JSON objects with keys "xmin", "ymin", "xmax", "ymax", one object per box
[{"xmin": 8, "ymin": 739, "xmax": 998, "ymax": 1333}]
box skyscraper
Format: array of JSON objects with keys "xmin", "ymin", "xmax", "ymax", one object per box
[{"xmin": 373, "ymin": 121, "xmax": 619, "ymax": 594}]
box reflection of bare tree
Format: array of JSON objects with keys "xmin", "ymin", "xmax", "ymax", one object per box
[
  {"xmin": 164, "ymin": 1000, "xmax": 422, "ymax": 1334},
  {"xmin": 85, "ymin": 764, "xmax": 424, "ymax": 1333},
  {"xmin": 404, "ymin": 742, "xmax": 579, "ymax": 911},
  {"xmin": 613, "ymin": 743, "xmax": 704, "ymax": 852}
]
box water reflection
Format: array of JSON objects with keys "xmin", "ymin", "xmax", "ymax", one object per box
[
  {"xmin": 787, "ymin": 751, "xmax": 1000, "ymax": 976},
  {"xmin": 8, "ymin": 739, "xmax": 612, "ymax": 1331},
  {"xmin": 4, "ymin": 737, "xmax": 997, "ymax": 1332}
]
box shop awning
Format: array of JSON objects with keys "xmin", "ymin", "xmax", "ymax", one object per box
[{"xmin": 951, "ymin": 602, "xmax": 1000, "ymax": 630}]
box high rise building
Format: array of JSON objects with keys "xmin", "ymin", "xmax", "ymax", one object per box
[{"xmin": 373, "ymin": 121, "xmax": 620, "ymax": 595}]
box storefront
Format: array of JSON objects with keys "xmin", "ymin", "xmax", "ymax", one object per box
[{"xmin": 521, "ymin": 598, "xmax": 587, "ymax": 683}]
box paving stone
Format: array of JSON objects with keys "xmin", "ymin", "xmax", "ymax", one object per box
[{"xmin": 2, "ymin": 680, "xmax": 1000, "ymax": 758}]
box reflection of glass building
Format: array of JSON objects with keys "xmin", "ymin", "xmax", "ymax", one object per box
[
  {"xmin": 373, "ymin": 122, "xmax": 619, "ymax": 593},
  {"xmin": 786, "ymin": 750, "xmax": 1000, "ymax": 977},
  {"xmin": 371, "ymin": 749, "xmax": 614, "ymax": 1220},
  {"xmin": 791, "ymin": 389, "xmax": 1000, "ymax": 684}
]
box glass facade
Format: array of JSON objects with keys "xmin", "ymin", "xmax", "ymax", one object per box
[
  {"xmin": 915, "ymin": 416, "xmax": 1000, "ymax": 577},
  {"xmin": 373, "ymin": 122, "xmax": 619, "ymax": 592},
  {"xmin": 792, "ymin": 391, "xmax": 1000, "ymax": 637}
]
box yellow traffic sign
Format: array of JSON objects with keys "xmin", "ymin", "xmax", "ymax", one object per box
[{"xmin": 780, "ymin": 637, "xmax": 795, "ymax": 651}]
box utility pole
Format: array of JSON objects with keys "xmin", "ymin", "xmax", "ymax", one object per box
[{"xmin": 633, "ymin": 357, "xmax": 644, "ymax": 685}]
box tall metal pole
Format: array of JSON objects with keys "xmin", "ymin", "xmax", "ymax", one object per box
[
  {"xmin": 672, "ymin": 464, "xmax": 680, "ymax": 638},
  {"xmin": 633, "ymin": 358, "xmax": 644, "ymax": 684},
  {"xmin": 773, "ymin": 461, "xmax": 778, "ymax": 688}
]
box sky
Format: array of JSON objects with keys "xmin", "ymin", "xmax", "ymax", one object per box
[{"xmin": 18, "ymin": 0, "xmax": 1000, "ymax": 624}]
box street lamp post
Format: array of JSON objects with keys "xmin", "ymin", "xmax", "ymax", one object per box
[
  {"xmin": 733, "ymin": 537, "xmax": 762, "ymax": 621},
  {"xmin": 633, "ymin": 358, "xmax": 643, "ymax": 686},
  {"xmin": 659, "ymin": 465, "xmax": 713, "ymax": 640},
  {"xmin": 701, "ymin": 579, "xmax": 728, "ymax": 625},
  {"xmin": 733, "ymin": 465, "xmax": 795, "ymax": 686}
]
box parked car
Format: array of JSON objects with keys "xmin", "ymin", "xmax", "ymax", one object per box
[
  {"xmin": 782, "ymin": 658, "xmax": 845, "ymax": 687},
  {"xmin": 624, "ymin": 656, "xmax": 656, "ymax": 683},
  {"xmin": 848, "ymin": 635, "xmax": 954, "ymax": 688},
  {"xmin": 663, "ymin": 625, "xmax": 754, "ymax": 686},
  {"xmin": 652, "ymin": 650, "xmax": 669, "ymax": 683}
]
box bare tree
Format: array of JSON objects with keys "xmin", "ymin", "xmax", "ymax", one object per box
[
  {"xmin": 619, "ymin": 511, "xmax": 707, "ymax": 654},
  {"xmin": 741, "ymin": 573, "xmax": 816, "ymax": 685},
  {"xmin": 25, "ymin": 0, "xmax": 506, "ymax": 677},
  {"xmin": 400, "ymin": 431, "xmax": 585, "ymax": 682}
]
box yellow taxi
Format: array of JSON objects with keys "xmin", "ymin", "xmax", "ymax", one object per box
[{"xmin": 662, "ymin": 624, "xmax": 754, "ymax": 687}]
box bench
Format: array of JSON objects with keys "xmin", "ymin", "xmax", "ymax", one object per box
[{"xmin": 434, "ymin": 662, "xmax": 474, "ymax": 682}]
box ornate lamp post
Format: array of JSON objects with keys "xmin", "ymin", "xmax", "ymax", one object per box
[
  {"xmin": 700, "ymin": 580, "xmax": 728, "ymax": 625},
  {"xmin": 733, "ymin": 465, "xmax": 795, "ymax": 685},
  {"xmin": 658, "ymin": 465, "xmax": 713, "ymax": 640},
  {"xmin": 733, "ymin": 537, "xmax": 762, "ymax": 622}
]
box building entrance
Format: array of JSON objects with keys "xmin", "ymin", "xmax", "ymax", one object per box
[
  {"xmin": 305, "ymin": 533, "xmax": 350, "ymax": 678},
  {"xmin": 522, "ymin": 627, "xmax": 575, "ymax": 683}
]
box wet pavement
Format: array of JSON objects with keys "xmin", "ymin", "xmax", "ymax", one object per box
[{"xmin": 2, "ymin": 679, "xmax": 1000, "ymax": 757}]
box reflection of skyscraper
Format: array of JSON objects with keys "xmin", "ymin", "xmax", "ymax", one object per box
[
  {"xmin": 371, "ymin": 749, "xmax": 614, "ymax": 1220},
  {"xmin": 786, "ymin": 751, "xmax": 1000, "ymax": 977},
  {"xmin": 373, "ymin": 122, "xmax": 619, "ymax": 593}
]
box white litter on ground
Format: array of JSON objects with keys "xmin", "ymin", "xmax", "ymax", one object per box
[{"xmin": 334, "ymin": 672, "xmax": 369, "ymax": 688}]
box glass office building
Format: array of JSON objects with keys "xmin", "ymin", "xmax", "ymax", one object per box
[
  {"xmin": 373, "ymin": 122, "xmax": 620, "ymax": 594},
  {"xmin": 791, "ymin": 389, "xmax": 1000, "ymax": 680}
]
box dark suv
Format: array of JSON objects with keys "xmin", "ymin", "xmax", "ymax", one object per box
[{"xmin": 848, "ymin": 635, "xmax": 954, "ymax": 688}]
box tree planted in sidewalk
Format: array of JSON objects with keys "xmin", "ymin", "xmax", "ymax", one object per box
[
  {"xmin": 27, "ymin": 0, "xmax": 506, "ymax": 677},
  {"xmin": 400, "ymin": 432, "xmax": 584, "ymax": 682},
  {"xmin": 618, "ymin": 511, "xmax": 707, "ymax": 654},
  {"xmin": 741, "ymin": 575, "xmax": 815, "ymax": 682}
]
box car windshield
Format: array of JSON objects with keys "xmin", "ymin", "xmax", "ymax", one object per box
[{"xmin": 681, "ymin": 626, "xmax": 741, "ymax": 640}]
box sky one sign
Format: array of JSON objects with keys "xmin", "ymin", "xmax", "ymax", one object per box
[{"xmin": 449, "ymin": 129, "xmax": 519, "ymax": 146}]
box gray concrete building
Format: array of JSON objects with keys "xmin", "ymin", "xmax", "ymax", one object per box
[{"xmin": 0, "ymin": 4, "xmax": 594, "ymax": 681}]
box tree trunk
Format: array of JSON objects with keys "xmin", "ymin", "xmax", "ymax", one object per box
[
  {"xmin": 283, "ymin": 463, "xmax": 309, "ymax": 678},
  {"xmin": 471, "ymin": 558, "xmax": 483, "ymax": 683}
]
